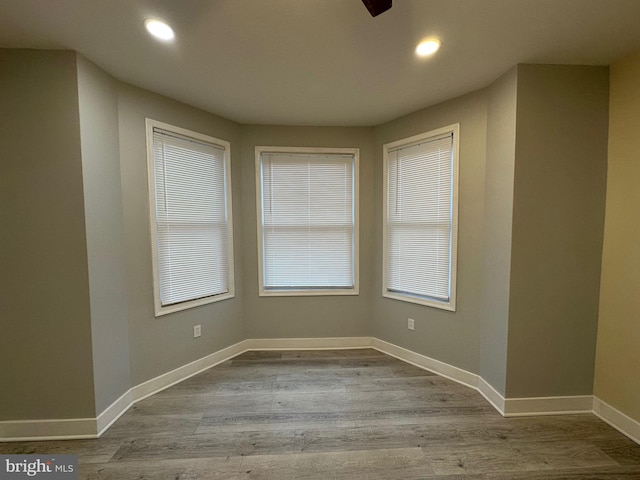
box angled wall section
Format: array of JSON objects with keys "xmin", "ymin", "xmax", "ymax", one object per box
[
  {"xmin": 371, "ymin": 90, "xmax": 488, "ymax": 375},
  {"xmin": 76, "ymin": 54, "xmax": 132, "ymax": 415},
  {"xmin": 479, "ymin": 67, "xmax": 518, "ymax": 396},
  {"xmin": 0, "ymin": 49, "xmax": 96, "ymax": 420},
  {"xmin": 116, "ymin": 83, "xmax": 245, "ymax": 386},
  {"xmin": 506, "ymin": 64, "xmax": 609, "ymax": 397}
]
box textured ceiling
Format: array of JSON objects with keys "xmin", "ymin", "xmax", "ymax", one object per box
[{"xmin": 2, "ymin": 0, "xmax": 640, "ymax": 126}]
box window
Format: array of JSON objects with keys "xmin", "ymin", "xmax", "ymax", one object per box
[
  {"xmin": 383, "ymin": 124, "xmax": 459, "ymax": 311},
  {"xmin": 146, "ymin": 119, "xmax": 234, "ymax": 316},
  {"xmin": 255, "ymin": 146, "xmax": 359, "ymax": 296}
]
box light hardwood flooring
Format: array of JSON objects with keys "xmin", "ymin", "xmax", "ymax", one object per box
[{"xmin": 2, "ymin": 349, "xmax": 640, "ymax": 479}]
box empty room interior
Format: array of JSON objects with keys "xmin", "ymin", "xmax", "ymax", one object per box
[{"xmin": 1, "ymin": 0, "xmax": 640, "ymax": 478}]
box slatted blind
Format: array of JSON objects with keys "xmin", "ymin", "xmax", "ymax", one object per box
[
  {"xmin": 386, "ymin": 133, "xmax": 453, "ymax": 301},
  {"xmin": 259, "ymin": 152, "xmax": 355, "ymax": 290},
  {"xmin": 151, "ymin": 128, "xmax": 230, "ymax": 306}
]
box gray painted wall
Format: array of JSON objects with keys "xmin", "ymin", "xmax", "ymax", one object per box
[
  {"xmin": 76, "ymin": 55, "xmax": 132, "ymax": 414},
  {"xmin": 116, "ymin": 83, "xmax": 245, "ymax": 386},
  {"xmin": 0, "ymin": 50, "xmax": 96, "ymax": 419},
  {"xmin": 240, "ymin": 126, "xmax": 374, "ymax": 338},
  {"xmin": 479, "ymin": 67, "xmax": 518, "ymax": 395},
  {"xmin": 506, "ymin": 65, "xmax": 609, "ymax": 397},
  {"xmin": 371, "ymin": 91, "xmax": 488, "ymax": 375}
]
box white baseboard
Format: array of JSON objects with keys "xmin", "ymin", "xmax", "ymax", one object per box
[
  {"xmin": 96, "ymin": 389, "xmax": 134, "ymax": 436},
  {"xmin": 593, "ymin": 396, "xmax": 640, "ymax": 444},
  {"xmin": 2, "ymin": 336, "xmax": 639, "ymax": 447},
  {"xmin": 371, "ymin": 338, "xmax": 508, "ymax": 415},
  {"xmin": 130, "ymin": 339, "xmax": 249, "ymax": 403},
  {"xmin": 246, "ymin": 336, "xmax": 371, "ymax": 350},
  {"xmin": 477, "ymin": 377, "xmax": 506, "ymax": 414},
  {"xmin": 503, "ymin": 395, "xmax": 593, "ymax": 417},
  {"xmin": 371, "ymin": 339, "xmax": 597, "ymax": 419},
  {"xmin": 371, "ymin": 338, "xmax": 479, "ymax": 390},
  {"xmin": 0, "ymin": 418, "xmax": 97, "ymax": 442}
]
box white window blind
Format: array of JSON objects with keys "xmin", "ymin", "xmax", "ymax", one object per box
[
  {"xmin": 384, "ymin": 125, "xmax": 458, "ymax": 310},
  {"xmin": 148, "ymin": 122, "xmax": 234, "ymax": 314},
  {"xmin": 257, "ymin": 149, "xmax": 358, "ymax": 293}
]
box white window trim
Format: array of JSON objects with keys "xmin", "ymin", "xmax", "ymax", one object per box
[
  {"xmin": 146, "ymin": 118, "xmax": 235, "ymax": 316},
  {"xmin": 382, "ymin": 124, "xmax": 459, "ymax": 311},
  {"xmin": 255, "ymin": 146, "xmax": 360, "ymax": 297}
]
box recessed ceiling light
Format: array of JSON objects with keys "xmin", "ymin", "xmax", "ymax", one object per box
[
  {"xmin": 144, "ymin": 19, "xmax": 175, "ymax": 42},
  {"xmin": 416, "ymin": 38, "xmax": 441, "ymax": 57}
]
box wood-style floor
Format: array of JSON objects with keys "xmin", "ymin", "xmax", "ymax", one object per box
[{"xmin": 2, "ymin": 349, "xmax": 640, "ymax": 479}]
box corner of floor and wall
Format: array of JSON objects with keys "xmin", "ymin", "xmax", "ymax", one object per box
[{"xmin": 1, "ymin": 48, "xmax": 639, "ymax": 445}]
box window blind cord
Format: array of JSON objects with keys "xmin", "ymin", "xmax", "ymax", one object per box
[
  {"xmin": 307, "ymin": 161, "xmax": 311, "ymax": 280},
  {"xmin": 159, "ymin": 140, "xmax": 175, "ymax": 295},
  {"xmin": 395, "ymin": 151, "xmax": 399, "ymax": 216}
]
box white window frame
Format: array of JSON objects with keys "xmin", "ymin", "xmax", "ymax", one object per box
[
  {"xmin": 255, "ymin": 146, "xmax": 360, "ymax": 297},
  {"xmin": 382, "ymin": 124, "xmax": 459, "ymax": 311},
  {"xmin": 146, "ymin": 119, "xmax": 235, "ymax": 316}
]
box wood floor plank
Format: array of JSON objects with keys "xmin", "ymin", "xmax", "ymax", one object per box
[
  {"xmin": 485, "ymin": 465, "xmax": 640, "ymax": 479},
  {"xmin": 111, "ymin": 430, "xmax": 300, "ymax": 462},
  {"xmin": 271, "ymin": 390, "xmax": 409, "ymax": 414},
  {"xmin": 422, "ymin": 440, "xmax": 618, "ymax": 475},
  {"xmin": 183, "ymin": 365, "xmax": 283, "ymax": 384},
  {"xmin": 196, "ymin": 411, "xmax": 358, "ymax": 434},
  {"xmin": 351, "ymin": 405, "xmax": 497, "ymax": 428},
  {"xmin": 592, "ymin": 437, "xmax": 640, "ymax": 465},
  {"xmin": 280, "ymin": 348, "xmax": 385, "ymax": 360},
  {"xmin": 294, "ymin": 423, "xmax": 465, "ymax": 453},
  {"xmin": 354, "ymin": 410, "xmax": 502, "ymax": 428},
  {"xmin": 130, "ymin": 393, "xmax": 275, "ymax": 416},
  {"xmin": 79, "ymin": 456, "xmax": 243, "ymax": 479},
  {"xmin": 272, "ymin": 379, "xmax": 347, "ymax": 394},
  {"xmin": 0, "ymin": 439, "xmax": 121, "ymax": 464},
  {"xmin": 238, "ymin": 447, "xmax": 434, "ymax": 480},
  {"xmin": 99, "ymin": 413, "xmax": 202, "ymax": 439},
  {"xmin": 345, "ymin": 374, "xmax": 463, "ymax": 392},
  {"xmin": 275, "ymin": 365, "xmax": 397, "ymax": 383},
  {"xmin": 404, "ymin": 389, "xmax": 490, "ymax": 408},
  {"xmin": 215, "ymin": 380, "xmax": 277, "ymax": 395},
  {"xmin": 456, "ymin": 415, "xmax": 628, "ymax": 444}
]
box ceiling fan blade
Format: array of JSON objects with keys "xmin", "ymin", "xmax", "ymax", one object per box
[{"xmin": 362, "ymin": 0, "xmax": 392, "ymax": 17}]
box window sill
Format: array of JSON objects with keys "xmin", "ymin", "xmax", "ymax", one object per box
[
  {"xmin": 154, "ymin": 291, "xmax": 235, "ymax": 317},
  {"xmin": 259, "ymin": 288, "xmax": 359, "ymax": 297},
  {"xmin": 382, "ymin": 290, "xmax": 455, "ymax": 312}
]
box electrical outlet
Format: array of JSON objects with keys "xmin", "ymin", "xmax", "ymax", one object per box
[
  {"xmin": 408, "ymin": 318, "xmax": 415, "ymax": 331},
  {"xmin": 193, "ymin": 325, "xmax": 201, "ymax": 338}
]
